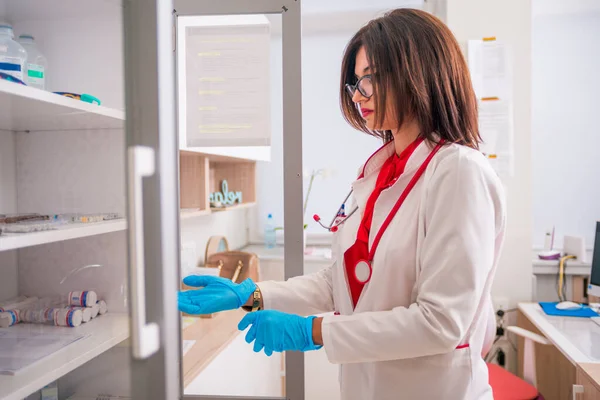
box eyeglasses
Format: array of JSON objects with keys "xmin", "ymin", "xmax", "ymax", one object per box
[{"xmin": 345, "ymin": 74, "xmax": 373, "ymax": 99}]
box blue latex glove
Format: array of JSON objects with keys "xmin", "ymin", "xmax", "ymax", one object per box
[
  {"xmin": 178, "ymin": 275, "xmax": 256, "ymax": 315},
  {"xmin": 238, "ymin": 310, "xmax": 322, "ymax": 356}
]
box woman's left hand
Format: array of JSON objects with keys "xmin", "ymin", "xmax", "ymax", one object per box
[{"xmin": 238, "ymin": 310, "xmax": 322, "ymax": 356}]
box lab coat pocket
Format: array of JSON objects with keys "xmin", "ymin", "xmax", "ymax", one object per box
[{"xmin": 415, "ymin": 347, "xmax": 473, "ymax": 397}]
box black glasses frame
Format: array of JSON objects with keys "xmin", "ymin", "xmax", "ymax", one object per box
[{"xmin": 345, "ymin": 74, "xmax": 373, "ymax": 99}]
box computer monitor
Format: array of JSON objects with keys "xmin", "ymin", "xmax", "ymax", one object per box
[{"xmin": 588, "ymin": 221, "xmax": 600, "ymax": 297}]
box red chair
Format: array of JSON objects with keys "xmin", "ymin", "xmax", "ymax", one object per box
[{"xmin": 487, "ymin": 326, "xmax": 549, "ymax": 400}]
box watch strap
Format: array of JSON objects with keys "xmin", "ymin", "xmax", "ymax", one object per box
[{"xmin": 242, "ymin": 287, "xmax": 262, "ymax": 312}]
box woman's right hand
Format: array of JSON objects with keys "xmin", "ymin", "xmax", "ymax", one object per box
[{"xmin": 178, "ymin": 275, "xmax": 256, "ymax": 315}]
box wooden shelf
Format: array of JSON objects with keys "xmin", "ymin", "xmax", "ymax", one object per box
[
  {"xmin": 0, "ymin": 80, "xmax": 125, "ymax": 132},
  {"xmin": 180, "ymin": 151, "xmax": 257, "ymax": 215},
  {"xmin": 210, "ymin": 202, "xmax": 257, "ymax": 212},
  {"xmin": 182, "ymin": 146, "xmax": 271, "ymax": 162},
  {"xmin": 0, "ymin": 313, "xmax": 129, "ymax": 400},
  {"xmin": 0, "ymin": 220, "xmax": 127, "ymax": 252}
]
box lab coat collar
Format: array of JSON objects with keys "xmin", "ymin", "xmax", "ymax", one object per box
[{"xmin": 351, "ymin": 138, "xmax": 436, "ymax": 211}]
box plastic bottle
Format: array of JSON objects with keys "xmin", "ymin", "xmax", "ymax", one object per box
[
  {"xmin": 68, "ymin": 290, "xmax": 98, "ymax": 307},
  {"xmin": 18, "ymin": 34, "xmax": 47, "ymax": 89},
  {"xmin": 264, "ymin": 214, "xmax": 276, "ymax": 249},
  {"xmin": 54, "ymin": 308, "xmax": 83, "ymax": 327},
  {"xmin": 0, "ymin": 23, "xmax": 27, "ymax": 82},
  {"xmin": 97, "ymin": 300, "xmax": 108, "ymax": 315}
]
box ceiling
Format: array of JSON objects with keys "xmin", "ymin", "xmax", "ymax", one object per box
[
  {"xmin": 268, "ymin": 0, "xmax": 426, "ymax": 35},
  {"xmin": 532, "ymin": 0, "xmax": 600, "ymax": 16},
  {"xmin": 301, "ymin": 0, "xmax": 423, "ymax": 14},
  {"xmin": 0, "ymin": 0, "xmax": 121, "ymax": 22}
]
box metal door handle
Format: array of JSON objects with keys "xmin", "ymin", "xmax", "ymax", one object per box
[{"xmin": 128, "ymin": 146, "xmax": 160, "ymax": 359}]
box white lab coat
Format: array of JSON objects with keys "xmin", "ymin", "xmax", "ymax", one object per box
[{"xmin": 257, "ymin": 139, "xmax": 506, "ymax": 400}]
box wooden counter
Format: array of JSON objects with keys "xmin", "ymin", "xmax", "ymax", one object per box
[
  {"xmin": 578, "ymin": 363, "xmax": 600, "ymax": 396},
  {"xmin": 517, "ymin": 303, "xmax": 600, "ymax": 400},
  {"xmin": 182, "ymin": 308, "xmax": 246, "ymax": 387}
]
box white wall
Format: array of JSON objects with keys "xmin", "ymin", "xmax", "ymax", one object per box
[
  {"xmin": 531, "ymin": 2, "xmax": 600, "ymax": 250},
  {"xmin": 446, "ymin": 0, "xmax": 532, "ymax": 374},
  {"xmin": 253, "ymin": 33, "xmax": 381, "ymax": 239},
  {"xmin": 180, "ymin": 208, "xmax": 251, "ymax": 266},
  {"xmin": 447, "ymin": 0, "xmax": 533, "ymax": 309}
]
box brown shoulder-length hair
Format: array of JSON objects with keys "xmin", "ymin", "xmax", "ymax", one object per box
[{"xmin": 340, "ymin": 8, "xmax": 481, "ymax": 149}]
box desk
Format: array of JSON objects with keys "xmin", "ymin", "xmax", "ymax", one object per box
[
  {"xmin": 518, "ymin": 303, "xmax": 600, "ymax": 400},
  {"xmin": 531, "ymin": 257, "xmax": 599, "ymax": 303},
  {"xmin": 182, "ymin": 309, "xmax": 246, "ymax": 387}
]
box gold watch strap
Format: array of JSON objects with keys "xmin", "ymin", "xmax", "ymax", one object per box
[{"xmin": 243, "ymin": 287, "xmax": 262, "ymax": 312}]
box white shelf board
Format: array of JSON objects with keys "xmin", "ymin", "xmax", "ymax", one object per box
[
  {"xmin": 0, "ymin": 220, "xmax": 127, "ymax": 251},
  {"xmin": 0, "ymin": 313, "xmax": 129, "ymax": 400},
  {"xmin": 0, "ymin": 80, "xmax": 125, "ymax": 132}
]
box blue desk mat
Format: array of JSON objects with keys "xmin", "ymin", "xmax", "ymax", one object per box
[{"xmin": 539, "ymin": 302, "xmax": 599, "ymax": 318}]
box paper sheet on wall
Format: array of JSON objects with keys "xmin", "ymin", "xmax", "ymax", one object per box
[
  {"xmin": 478, "ymin": 98, "xmax": 514, "ymax": 177},
  {"xmin": 468, "ymin": 39, "xmax": 511, "ymax": 100},
  {"xmin": 184, "ymin": 22, "xmax": 271, "ymax": 147},
  {"xmin": 468, "ymin": 38, "xmax": 514, "ymax": 177}
]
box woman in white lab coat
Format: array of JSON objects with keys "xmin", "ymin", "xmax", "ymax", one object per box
[{"xmin": 179, "ymin": 8, "xmax": 506, "ymax": 400}]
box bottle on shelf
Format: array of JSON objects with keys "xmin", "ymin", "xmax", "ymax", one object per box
[
  {"xmin": 264, "ymin": 213, "xmax": 276, "ymax": 249},
  {"xmin": 0, "ymin": 23, "xmax": 27, "ymax": 82},
  {"xmin": 18, "ymin": 34, "xmax": 48, "ymax": 90}
]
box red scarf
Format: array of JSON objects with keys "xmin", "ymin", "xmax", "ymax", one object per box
[{"xmin": 356, "ymin": 137, "xmax": 423, "ymax": 245}]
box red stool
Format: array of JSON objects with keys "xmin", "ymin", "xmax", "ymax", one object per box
[
  {"xmin": 488, "ymin": 363, "xmax": 542, "ymax": 400},
  {"xmin": 487, "ymin": 326, "xmax": 550, "ymax": 400}
]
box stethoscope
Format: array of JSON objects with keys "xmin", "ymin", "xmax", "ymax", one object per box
[
  {"xmin": 312, "ymin": 190, "xmax": 358, "ymax": 233},
  {"xmin": 313, "ymin": 140, "xmax": 444, "ymax": 287}
]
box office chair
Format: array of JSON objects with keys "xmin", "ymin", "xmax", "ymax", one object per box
[{"xmin": 487, "ymin": 326, "xmax": 550, "ymax": 400}]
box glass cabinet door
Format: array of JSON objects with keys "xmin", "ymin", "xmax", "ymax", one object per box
[{"xmin": 174, "ymin": 1, "xmax": 305, "ymax": 399}]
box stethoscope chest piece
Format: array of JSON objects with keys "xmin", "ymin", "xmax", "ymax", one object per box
[{"xmin": 354, "ymin": 260, "xmax": 372, "ymax": 284}]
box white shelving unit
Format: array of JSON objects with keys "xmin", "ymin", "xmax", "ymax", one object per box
[
  {"xmin": 0, "ymin": 220, "xmax": 127, "ymax": 251},
  {"xmin": 0, "ymin": 205, "xmax": 258, "ymax": 250},
  {"xmin": 0, "ymin": 314, "xmax": 129, "ymax": 400},
  {"xmin": 0, "ymin": 80, "xmax": 125, "ymax": 132},
  {"xmin": 0, "ymin": 1, "xmax": 132, "ymax": 398}
]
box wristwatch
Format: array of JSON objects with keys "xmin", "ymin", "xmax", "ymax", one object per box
[{"xmin": 242, "ymin": 287, "xmax": 262, "ymax": 312}]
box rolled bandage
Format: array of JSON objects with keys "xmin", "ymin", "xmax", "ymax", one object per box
[
  {"xmin": 68, "ymin": 291, "xmax": 97, "ymax": 308},
  {"xmin": 97, "ymin": 300, "xmax": 108, "ymax": 315},
  {"xmin": 0, "ymin": 310, "xmax": 20, "ymax": 327},
  {"xmin": 19, "ymin": 309, "xmax": 39, "ymax": 323},
  {"xmin": 90, "ymin": 303, "xmax": 100, "ymax": 319},
  {"xmin": 66, "ymin": 306, "xmax": 91, "ymax": 323},
  {"xmin": 54, "ymin": 308, "xmax": 83, "ymax": 327},
  {"xmin": 42, "ymin": 307, "xmax": 58, "ymax": 322}
]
